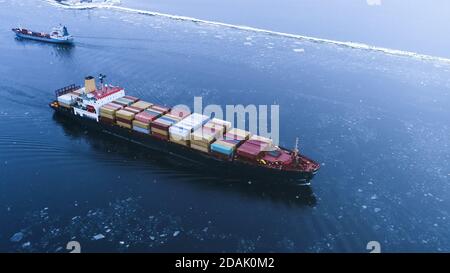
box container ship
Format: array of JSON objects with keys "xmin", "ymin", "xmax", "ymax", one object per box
[
  {"xmin": 12, "ymin": 25, "xmax": 73, "ymax": 44},
  {"xmin": 50, "ymin": 76, "xmax": 320, "ymax": 184}
]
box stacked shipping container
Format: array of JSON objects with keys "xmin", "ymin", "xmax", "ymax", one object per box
[
  {"xmin": 226, "ymin": 128, "xmax": 251, "ymax": 140},
  {"xmin": 236, "ymin": 140, "xmax": 270, "ymax": 160},
  {"xmin": 61, "ymin": 90, "xmax": 279, "ymax": 162},
  {"xmin": 190, "ymin": 118, "xmax": 231, "ymax": 153},
  {"xmin": 124, "ymin": 95, "xmax": 139, "ymax": 103},
  {"xmin": 191, "ymin": 127, "xmax": 221, "ymax": 153},
  {"xmin": 204, "ymin": 118, "xmax": 232, "ymax": 133},
  {"xmin": 99, "ymin": 102, "xmax": 123, "ymax": 123},
  {"xmin": 132, "ymin": 105, "xmax": 168, "ymax": 134},
  {"xmin": 127, "ymin": 100, "xmax": 153, "ymax": 133},
  {"xmin": 249, "ymin": 135, "xmax": 273, "ymax": 148},
  {"xmin": 131, "ymin": 100, "xmax": 153, "ymax": 110},
  {"xmin": 151, "ymin": 105, "xmax": 170, "ymax": 114},
  {"xmin": 210, "ymin": 128, "xmax": 250, "ymax": 158},
  {"xmin": 115, "ymin": 109, "xmax": 136, "ymax": 129},
  {"xmin": 169, "ymin": 113, "xmax": 210, "ymax": 146},
  {"xmin": 113, "ymin": 95, "xmax": 138, "ymax": 107},
  {"xmin": 151, "ymin": 114, "xmax": 182, "ymax": 140},
  {"xmin": 169, "ymin": 107, "xmax": 191, "ymax": 120}
]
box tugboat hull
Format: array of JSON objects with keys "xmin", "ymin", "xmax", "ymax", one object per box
[{"xmin": 15, "ymin": 33, "xmax": 73, "ymax": 44}]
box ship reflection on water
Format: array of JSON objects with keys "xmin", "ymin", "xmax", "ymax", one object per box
[
  {"xmin": 13, "ymin": 36, "xmax": 75, "ymax": 59},
  {"xmin": 52, "ymin": 113, "xmax": 317, "ymax": 208}
]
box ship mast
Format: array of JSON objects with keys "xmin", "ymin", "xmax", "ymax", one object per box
[
  {"xmin": 99, "ymin": 74, "xmax": 106, "ymax": 90},
  {"xmin": 293, "ymin": 137, "xmax": 299, "ymax": 163}
]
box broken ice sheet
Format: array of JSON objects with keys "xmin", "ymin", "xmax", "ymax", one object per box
[
  {"xmin": 10, "ymin": 232, "xmax": 24, "ymax": 242},
  {"xmin": 11, "ymin": 197, "xmax": 243, "ymax": 252},
  {"xmin": 93, "ymin": 234, "xmax": 105, "ymax": 240}
]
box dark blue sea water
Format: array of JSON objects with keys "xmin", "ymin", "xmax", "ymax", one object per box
[{"xmin": 0, "ymin": 0, "xmax": 450, "ymax": 252}]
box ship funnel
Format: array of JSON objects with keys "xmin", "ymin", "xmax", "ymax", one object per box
[{"xmin": 84, "ymin": 76, "xmax": 96, "ymax": 93}]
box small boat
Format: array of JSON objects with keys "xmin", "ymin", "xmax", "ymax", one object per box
[{"xmin": 12, "ymin": 25, "xmax": 74, "ymax": 44}]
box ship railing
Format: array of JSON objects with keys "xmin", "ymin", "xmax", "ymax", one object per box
[{"xmin": 55, "ymin": 84, "xmax": 80, "ymax": 98}]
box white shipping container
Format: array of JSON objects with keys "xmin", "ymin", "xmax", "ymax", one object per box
[
  {"xmin": 209, "ymin": 118, "xmax": 232, "ymax": 131},
  {"xmin": 175, "ymin": 113, "xmax": 210, "ymax": 132},
  {"xmin": 169, "ymin": 126, "xmax": 191, "ymax": 141},
  {"xmin": 178, "ymin": 113, "xmax": 209, "ymax": 126}
]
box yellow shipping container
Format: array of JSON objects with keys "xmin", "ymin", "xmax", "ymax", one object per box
[
  {"xmin": 190, "ymin": 140, "xmax": 210, "ymax": 148},
  {"xmin": 151, "ymin": 127, "xmax": 169, "ymax": 136},
  {"xmin": 100, "ymin": 113, "xmax": 115, "ymax": 120},
  {"xmin": 190, "ymin": 143, "xmax": 209, "ymax": 153},
  {"xmin": 131, "ymin": 101, "xmax": 153, "ymax": 110},
  {"xmin": 116, "ymin": 109, "xmax": 135, "ymax": 120},
  {"xmin": 191, "ymin": 129, "xmax": 216, "ymax": 143},
  {"xmin": 170, "ymin": 137, "xmax": 190, "ymax": 146},
  {"xmin": 163, "ymin": 114, "xmax": 182, "ymax": 122},
  {"xmin": 116, "ymin": 121, "xmax": 132, "ymax": 129},
  {"xmin": 132, "ymin": 120, "xmax": 150, "ymax": 129},
  {"xmin": 100, "ymin": 107, "xmax": 117, "ymax": 115}
]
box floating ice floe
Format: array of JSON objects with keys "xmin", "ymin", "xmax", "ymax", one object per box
[
  {"xmin": 10, "ymin": 232, "xmax": 24, "ymax": 242},
  {"xmin": 47, "ymin": 0, "xmax": 120, "ymax": 9},
  {"xmin": 93, "ymin": 234, "xmax": 105, "ymax": 240},
  {"xmin": 14, "ymin": 198, "xmax": 230, "ymax": 252},
  {"xmin": 22, "ymin": 242, "xmax": 31, "ymax": 248}
]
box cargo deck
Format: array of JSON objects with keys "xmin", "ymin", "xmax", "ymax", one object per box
[{"xmin": 49, "ymin": 76, "xmax": 320, "ymax": 184}]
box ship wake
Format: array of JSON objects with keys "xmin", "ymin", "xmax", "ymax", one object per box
[{"xmin": 46, "ymin": 0, "xmax": 450, "ymax": 64}]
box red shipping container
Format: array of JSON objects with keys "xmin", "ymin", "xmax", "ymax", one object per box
[
  {"xmin": 135, "ymin": 112, "xmax": 159, "ymax": 123},
  {"xmin": 237, "ymin": 140, "xmax": 267, "ymax": 159},
  {"xmin": 102, "ymin": 104, "xmax": 117, "ymax": 110},
  {"xmin": 236, "ymin": 141, "xmax": 265, "ymax": 159},
  {"xmin": 262, "ymin": 150, "xmax": 292, "ymax": 165},
  {"xmin": 116, "ymin": 117, "xmax": 133, "ymax": 124},
  {"xmin": 246, "ymin": 139, "xmax": 267, "ymax": 147},
  {"xmin": 150, "ymin": 121, "xmax": 170, "ymax": 131},
  {"xmin": 150, "ymin": 105, "xmax": 170, "ymax": 113},
  {"xmin": 108, "ymin": 102, "xmax": 123, "ymax": 109}
]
